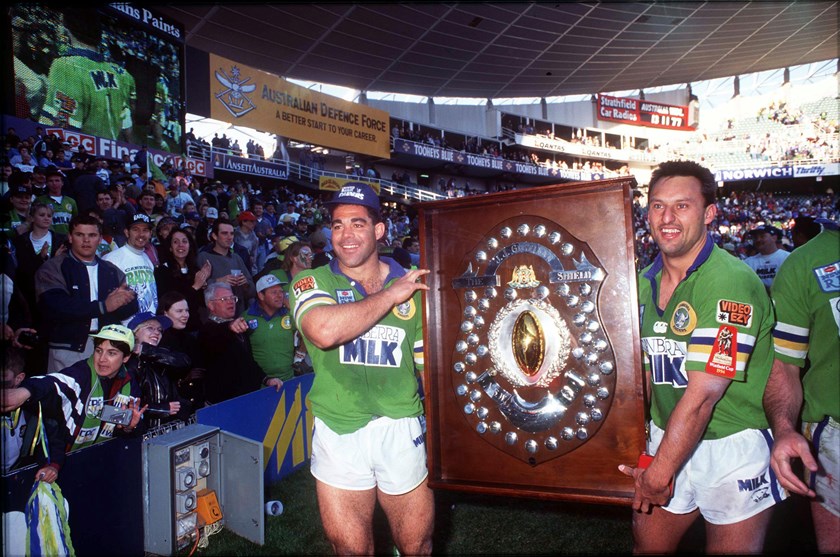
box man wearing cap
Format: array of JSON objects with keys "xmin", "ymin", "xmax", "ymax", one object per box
[
  {"xmin": 198, "ymin": 282, "xmax": 282, "ymax": 404},
  {"xmin": 196, "ymin": 206, "xmax": 218, "ymax": 248},
  {"xmin": 36, "ymin": 214, "xmax": 138, "ymax": 372},
  {"xmin": 165, "ymin": 176, "xmax": 194, "ymax": 219},
  {"xmin": 1, "ymin": 175, "xmax": 32, "ymax": 238},
  {"xmin": 242, "ymin": 275, "xmax": 296, "ymax": 382},
  {"xmin": 289, "ymin": 182, "xmax": 433, "ymax": 555},
  {"xmin": 744, "ymin": 225, "xmax": 790, "ymax": 292},
  {"xmin": 183, "ymin": 211, "xmax": 201, "ymax": 230},
  {"xmin": 104, "ymin": 213, "xmax": 158, "ymax": 320},
  {"xmin": 1, "ymin": 324, "xmax": 146, "ymax": 480},
  {"xmin": 278, "ymin": 202, "xmax": 300, "ymax": 225}
]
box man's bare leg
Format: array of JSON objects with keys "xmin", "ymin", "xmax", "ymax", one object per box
[
  {"xmin": 704, "ymin": 506, "xmax": 773, "ymax": 554},
  {"xmin": 812, "ymin": 501, "xmax": 840, "ymax": 554},
  {"xmin": 632, "ymin": 506, "xmax": 699, "ymax": 554},
  {"xmin": 316, "ymin": 480, "xmax": 376, "ymax": 555},
  {"xmin": 377, "ymin": 477, "xmax": 434, "ymax": 556}
]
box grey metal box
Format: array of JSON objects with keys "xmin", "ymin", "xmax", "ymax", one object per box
[{"xmin": 142, "ymin": 423, "xmax": 264, "ymax": 555}]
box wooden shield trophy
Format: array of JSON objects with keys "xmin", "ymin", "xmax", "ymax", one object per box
[{"xmin": 418, "ymin": 177, "xmax": 645, "ymax": 504}]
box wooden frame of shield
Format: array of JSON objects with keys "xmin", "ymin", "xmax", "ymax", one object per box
[{"xmin": 418, "ymin": 177, "xmax": 645, "ymax": 504}]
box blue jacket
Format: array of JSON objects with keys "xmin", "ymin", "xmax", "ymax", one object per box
[{"xmin": 35, "ymin": 251, "xmax": 139, "ymax": 352}]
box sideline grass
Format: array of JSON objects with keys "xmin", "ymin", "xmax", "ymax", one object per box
[{"xmin": 189, "ymin": 466, "xmax": 816, "ymax": 555}]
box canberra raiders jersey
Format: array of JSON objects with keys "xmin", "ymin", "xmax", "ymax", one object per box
[
  {"xmin": 37, "ymin": 195, "xmax": 77, "ymax": 236},
  {"xmin": 290, "ymin": 257, "xmax": 424, "ymax": 434},
  {"xmin": 771, "ymin": 227, "xmax": 840, "ymax": 422},
  {"xmin": 40, "ymin": 48, "xmax": 136, "ymax": 141},
  {"xmin": 638, "ymin": 236, "xmax": 774, "ymax": 439}
]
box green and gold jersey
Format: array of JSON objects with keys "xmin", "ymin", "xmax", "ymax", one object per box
[
  {"xmin": 40, "ymin": 48, "xmax": 136, "ymax": 140},
  {"xmin": 639, "ymin": 236, "xmax": 774, "ymax": 439},
  {"xmin": 771, "ymin": 227, "xmax": 840, "ymax": 422},
  {"xmin": 290, "ymin": 257, "xmax": 424, "ymax": 434}
]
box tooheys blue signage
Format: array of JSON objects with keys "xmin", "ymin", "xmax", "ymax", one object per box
[
  {"xmin": 393, "ymin": 139, "xmax": 604, "ymax": 181},
  {"xmin": 212, "ymin": 152, "xmax": 289, "ymax": 179}
]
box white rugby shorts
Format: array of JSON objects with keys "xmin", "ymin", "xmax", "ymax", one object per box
[
  {"xmin": 648, "ymin": 422, "xmax": 787, "ymax": 524},
  {"xmin": 804, "ymin": 416, "xmax": 840, "ymax": 517},
  {"xmin": 311, "ymin": 415, "xmax": 428, "ymax": 495}
]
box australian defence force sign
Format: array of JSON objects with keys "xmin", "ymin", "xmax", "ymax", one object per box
[
  {"xmin": 450, "ymin": 215, "xmax": 616, "ymax": 465},
  {"xmin": 209, "ymin": 53, "xmax": 391, "ymax": 159}
]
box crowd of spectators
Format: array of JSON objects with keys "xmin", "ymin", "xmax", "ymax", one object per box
[
  {"xmin": 2, "ymin": 128, "xmax": 424, "ymax": 397},
  {"xmin": 634, "ymin": 189, "xmax": 838, "ymax": 269},
  {"xmin": 0, "ymin": 129, "xmax": 416, "ymax": 478},
  {"xmin": 2, "ymin": 113, "xmax": 837, "ymax": 481},
  {"xmin": 500, "ymin": 95, "xmax": 838, "ymax": 168}
]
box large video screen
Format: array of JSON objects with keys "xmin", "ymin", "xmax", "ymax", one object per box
[{"xmin": 10, "ymin": 4, "xmax": 184, "ymax": 153}]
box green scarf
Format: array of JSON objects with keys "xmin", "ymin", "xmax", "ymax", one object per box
[{"xmin": 72, "ymin": 358, "xmax": 132, "ymax": 450}]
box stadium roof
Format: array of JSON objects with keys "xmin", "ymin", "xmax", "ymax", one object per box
[{"xmin": 157, "ymin": 2, "xmax": 838, "ymax": 99}]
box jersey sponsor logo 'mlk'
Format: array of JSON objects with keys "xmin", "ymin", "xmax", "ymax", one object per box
[
  {"xmin": 737, "ymin": 472, "xmax": 771, "ymax": 503},
  {"xmin": 340, "ymin": 325, "xmax": 406, "ymax": 367},
  {"xmin": 813, "ymin": 261, "xmax": 840, "ymax": 293}
]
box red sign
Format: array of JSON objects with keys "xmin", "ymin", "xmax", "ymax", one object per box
[
  {"xmin": 596, "ymin": 95, "xmax": 695, "ymax": 131},
  {"xmin": 47, "ymin": 128, "xmax": 97, "ymax": 155}
]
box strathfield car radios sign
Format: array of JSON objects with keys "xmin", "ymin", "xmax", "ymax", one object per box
[{"xmin": 419, "ymin": 177, "xmax": 645, "ymax": 503}]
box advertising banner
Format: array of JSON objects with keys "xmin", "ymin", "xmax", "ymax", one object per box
[
  {"xmin": 597, "ymin": 94, "xmax": 694, "ymax": 131},
  {"xmin": 211, "ymin": 150, "xmax": 289, "ymax": 180},
  {"xmin": 209, "ymin": 53, "xmax": 391, "ymax": 158},
  {"xmin": 197, "ymin": 375, "xmax": 314, "ymax": 483},
  {"xmin": 517, "ymin": 134, "xmax": 658, "ymax": 163},
  {"xmin": 393, "ymin": 139, "xmax": 605, "ymax": 181},
  {"xmin": 714, "ymin": 163, "xmax": 839, "ymax": 182},
  {"xmin": 44, "ymin": 123, "xmax": 205, "ymax": 176}
]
